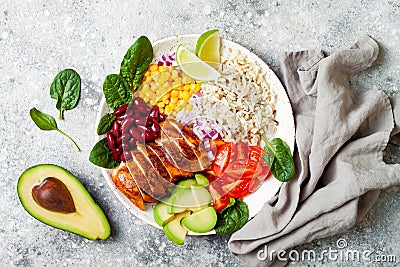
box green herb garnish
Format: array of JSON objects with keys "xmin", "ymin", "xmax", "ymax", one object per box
[
  {"xmin": 261, "ymin": 136, "xmax": 295, "ymax": 182},
  {"xmin": 214, "ymin": 198, "xmax": 249, "ymax": 236},
  {"xmin": 30, "ymin": 108, "xmax": 80, "ymax": 151},
  {"xmin": 103, "ymin": 74, "xmax": 132, "ymax": 110},
  {"xmin": 50, "ymin": 69, "xmax": 81, "ymax": 119},
  {"xmin": 89, "ymin": 138, "xmax": 120, "ymax": 169},
  {"xmin": 97, "ymin": 113, "xmax": 116, "ymax": 135},
  {"xmin": 120, "ymin": 36, "xmax": 153, "ymax": 90}
]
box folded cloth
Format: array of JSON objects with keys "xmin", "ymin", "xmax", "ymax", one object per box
[{"xmin": 228, "ymin": 35, "xmax": 400, "ymax": 267}]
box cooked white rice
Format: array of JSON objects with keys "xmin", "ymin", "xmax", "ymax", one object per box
[{"xmin": 177, "ymin": 49, "xmax": 277, "ymax": 145}]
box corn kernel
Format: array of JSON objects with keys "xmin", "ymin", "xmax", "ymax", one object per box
[
  {"xmin": 158, "ymin": 65, "xmax": 166, "ymax": 72},
  {"xmin": 165, "ymin": 106, "xmax": 173, "ymax": 115},
  {"xmin": 193, "ymin": 84, "xmax": 201, "ymax": 93},
  {"xmin": 181, "ymin": 91, "xmax": 190, "ymax": 101},
  {"xmin": 184, "ymin": 84, "xmax": 190, "ymax": 91},
  {"xmin": 171, "ymin": 90, "xmax": 179, "ymax": 97},
  {"xmin": 170, "ymin": 97, "xmax": 178, "ymax": 104},
  {"xmin": 157, "ymin": 102, "xmax": 165, "ymax": 108},
  {"xmin": 178, "ymin": 99, "xmax": 185, "ymax": 106},
  {"xmin": 159, "ymin": 107, "xmax": 164, "ymax": 113},
  {"xmin": 143, "ymin": 96, "xmax": 149, "ymax": 103},
  {"xmin": 178, "ymin": 90, "xmax": 183, "ymax": 98},
  {"xmin": 149, "ymin": 64, "xmax": 158, "ymax": 72},
  {"xmin": 186, "ymin": 104, "xmax": 193, "ymax": 110}
]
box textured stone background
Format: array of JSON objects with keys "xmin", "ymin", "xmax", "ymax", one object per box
[{"xmin": 1, "ymin": 0, "xmax": 399, "ymax": 266}]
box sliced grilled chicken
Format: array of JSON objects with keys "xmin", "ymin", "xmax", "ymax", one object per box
[
  {"xmin": 131, "ymin": 150, "xmax": 167, "ymax": 198},
  {"xmin": 125, "ymin": 160, "xmax": 156, "ymax": 202},
  {"xmin": 111, "ymin": 164, "xmax": 145, "ymax": 210},
  {"xmin": 135, "ymin": 143, "xmax": 174, "ymax": 191},
  {"xmin": 146, "ymin": 142, "xmax": 192, "ymax": 182},
  {"xmin": 158, "ymin": 122, "xmax": 203, "ymax": 172},
  {"xmin": 136, "ymin": 143, "xmax": 172, "ymax": 184},
  {"xmin": 164, "ymin": 120, "xmax": 213, "ymax": 170}
]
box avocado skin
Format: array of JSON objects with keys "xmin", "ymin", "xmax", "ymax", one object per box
[{"xmin": 17, "ymin": 164, "xmax": 111, "ymax": 240}]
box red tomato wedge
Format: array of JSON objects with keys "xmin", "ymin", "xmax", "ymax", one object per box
[
  {"xmin": 211, "ymin": 143, "xmax": 232, "ymax": 177},
  {"xmin": 205, "ymin": 141, "xmax": 272, "ymax": 212}
]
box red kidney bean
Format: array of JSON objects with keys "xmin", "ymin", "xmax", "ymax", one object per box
[
  {"xmin": 115, "ymin": 136, "xmax": 122, "ymax": 145},
  {"xmin": 133, "ymin": 97, "xmax": 150, "ymax": 114},
  {"xmin": 121, "ymin": 117, "xmax": 135, "ymax": 134},
  {"xmin": 134, "ymin": 117, "xmax": 147, "ymax": 126},
  {"xmin": 113, "ymin": 104, "xmax": 128, "ymax": 117},
  {"xmin": 129, "ymin": 126, "xmax": 143, "ymax": 141},
  {"xmin": 146, "ymin": 117, "xmax": 153, "ymax": 127},
  {"xmin": 133, "ymin": 97, "xmax": 146, "ymax": 108},
  {"xmin": 158, "ymin": 113, "xmax": 166, "ymax": 122},
  {"xmin": 145, "ymin": 130, "xmax": 157, "ymax": 142},
  {"xmin": 128, "ymin": 138, "xmax": 136, "ymax": 147},
  {"xmin": 149, "ymin": 106, "xmax": 159, "ymax": 120},
  {"xmin": 106, "ymin": 132, "xmax": 115, "ymax": 150},
  {"xmin": 112, "ymin": 121, "xmax": 121, "ymax": 137},
  {"xmin": 150, "ymin": 121, "xmax": 160, "ymax": 134},
  {"xmin": 121, "ymin": 143, "xmax": 130, "ymax": 152},
  {"xmin": 116, "ymin": 114, "xmax": 127, "ymax": 121},
  {"xmin": 126, "ymin": 106, "xmax": 134, "ymax": 117},
  {"xmin": 112, "ymin": 148, "xmax": 122, "ymax": 161},
  {"xmin": 122, "ymin": 134, "xmax": 130, "ymax": 143},
  {"xmin": 123, "ymin": 151, "xmax": 132, "ymax": 161}
]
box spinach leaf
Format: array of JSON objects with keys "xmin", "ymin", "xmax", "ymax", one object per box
[
  {"xmin": 30, "ymin": 108, "xmax": 80, "ymax": 151},
  {"xmin": 97, "ymin": 113, "xmax": 116, "ymax": 135},
  {"xmin": 50, "ymin": 69, "xmax": 81, "ymax": 119},
  {"xmin": 215, "ymin": 198, "xmax": 249, "ymax": 236},
  {"xmin": 261, "ymin": 136, "xmax": 294, "ymax": 182},
  {"xmin": 103, "ymin": 74, "xmax": 132, "ymax": 109},
  {"xmin": 120, "ymin": 36, "xmax": 153, "ymax": 90},
  {"xmin": 89, "ymin": 138, "xmax": 120, "ymax": 169}
]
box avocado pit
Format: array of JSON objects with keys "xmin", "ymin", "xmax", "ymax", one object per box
[{"xmin": 32, "ymin": 177, "xmax": 76, "ymax": 213}]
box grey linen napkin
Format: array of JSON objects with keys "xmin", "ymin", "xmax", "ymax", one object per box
[{"xmin": 228, "ymin": 35, "xmax": 400, "ymax": 267}]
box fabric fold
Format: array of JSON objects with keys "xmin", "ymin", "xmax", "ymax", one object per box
[{"xmin": 228, "ymin": 35, "xmax": 400, "ymax": 267}]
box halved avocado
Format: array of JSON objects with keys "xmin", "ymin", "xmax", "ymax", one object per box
[{"xmin": 17, "ymin": 164, "xmax": 110, "ymax": 240}]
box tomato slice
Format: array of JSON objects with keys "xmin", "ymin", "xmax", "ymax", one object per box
[
  {"xmin": 212, "ymin": 143, "xmax": 232, "ymax": 177},
  {"xmin": 226, "ymin": 180, "xmax": 251, "ymax": 198},
  {"xmin": 212, "ymin": 195, "xmax": 231, "ymax": 212}
]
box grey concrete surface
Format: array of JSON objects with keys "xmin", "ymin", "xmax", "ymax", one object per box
[{"xmin": 1, "ymin": 0, "xmax": 399, "ymax": 266}]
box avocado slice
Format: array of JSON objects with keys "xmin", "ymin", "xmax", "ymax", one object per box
[
  {"xmin": 163, "ymin": 211, "xmax": 190, "ymax": 245},
  {"xmin": 182, "ymin": 206, "xmax": 217, "ymax": 233},
  {"xmin": 177, "ymin": 179, "xmax": 198, "ymax": 188},
  {"xmin": 167, "ymin": 186, "xmax": 212, "ymax": 214},
  {"xmin": 194, "ymin": 174, "xmax": 209, "ymax": 186},
  {"xmin": 153, "ymin": 198, "xmax": 175, "ymax": 227},
  {"xmin": 17, "ymin": 164, "xmax": 110, "ymax": 240}
]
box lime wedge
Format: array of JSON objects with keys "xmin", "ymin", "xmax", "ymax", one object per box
[
  {"xmin": 196, "ymin": 29, "xmax": 220, "ymax": 69},
  {"xmin": 176, "ymin": 45, "xmax": 220, "ymax": 81}
]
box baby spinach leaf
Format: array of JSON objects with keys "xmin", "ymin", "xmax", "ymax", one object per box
[
  {"xmin": 30, "ymin": 108, "xmax": 80, "ymax": 151},
  {"xmin": 50, "ymin": 69, "xmax": 81, "ymax": 119},
  {"xmin": 103, "ymin": 74, "xmax": 132, "ymax": 109},
  {"xmin": 261, "ymin": 136, "xmax": 294, "ymax": 182},
  {"xmin": 120, "ymin": 36, "xmax": 153, "ymax": 90},
  {"xmin": 89, "ymin": 138, "xmax": 120, "ymax": 169},
  {"xmin": 215, "ymin": 199, "xmax": 249, "ymax": 236},
  {"xmin": 97, "ymin": 113, "xmax": 116, "ymax": 135}
]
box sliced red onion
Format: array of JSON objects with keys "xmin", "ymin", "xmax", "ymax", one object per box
[
  {"xmin": 157, "ymin": 61, "xmax": 164, "ymax": 66},
  {"xmin": 162, "ymin": 55, "xmax": 167, "ymax": 61}
]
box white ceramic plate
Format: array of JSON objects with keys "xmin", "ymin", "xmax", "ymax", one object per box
[{"xmin": 95, "ymin": 34, "xmax": 295, "ymax": 235}]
